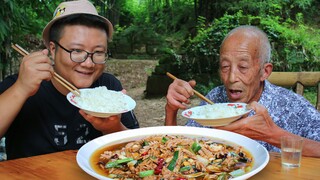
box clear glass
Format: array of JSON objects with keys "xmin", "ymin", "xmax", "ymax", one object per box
[{"xmin": 281, "ymin": 136, "xmax": 303, "ymax": 167}]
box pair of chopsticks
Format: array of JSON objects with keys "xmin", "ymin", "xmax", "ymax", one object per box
[
  {"xmin": 166, "ymin": 72, "xmax": 214, "ymax": 105},
  {"xmin": 11, "ymin": 44, "xmax": 81, "ymax": 96}
]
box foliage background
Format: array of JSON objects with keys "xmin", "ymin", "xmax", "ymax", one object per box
[{"xmin": 1, "ymin": 0, "xmax": 319, "ymax": 97}]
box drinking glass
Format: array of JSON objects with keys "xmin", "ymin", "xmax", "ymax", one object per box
[{"xmin": 281, "ymin": 136, "xmax": 303, "ymax": 167}]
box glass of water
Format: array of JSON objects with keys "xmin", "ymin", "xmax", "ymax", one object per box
[{"xmin": 281, "ymin": 136, "xmax": 304, "ymax": 167}]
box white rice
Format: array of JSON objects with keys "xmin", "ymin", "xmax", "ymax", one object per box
[
  {"xmin": 192, "ymin": 103, "xmax": 247, "ymax": 119},
  {"xmin": 73, "ymin": 86, "xmax": 129, "ymax": 113}
]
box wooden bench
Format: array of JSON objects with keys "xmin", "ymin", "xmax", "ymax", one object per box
[{"xmin": 268, "ymin": 72, "xmax": 320, "ymax": 110}]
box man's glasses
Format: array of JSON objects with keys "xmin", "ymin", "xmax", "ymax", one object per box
[{"xmin": 53, "ymin": 41, "xmax": 108, "ymax": 64}]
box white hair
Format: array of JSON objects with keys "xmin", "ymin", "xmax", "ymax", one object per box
[{"xmin": 221, "ymin": 25, "xmax": 271, "ymax": 65}]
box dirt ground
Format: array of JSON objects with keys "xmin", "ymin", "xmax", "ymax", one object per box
[{"xmin": 106, "ymin": 59, "xmax": 201, "ymax": 127}]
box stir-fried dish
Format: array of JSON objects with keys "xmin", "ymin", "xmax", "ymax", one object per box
[{"xmin": 92, "ymin": 135, "xmax": 253, "ymax": 179}]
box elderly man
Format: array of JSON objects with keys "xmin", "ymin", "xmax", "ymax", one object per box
[
  {"xmin": 165, "ymin": 25, "xmax": 320, "ymax": 157},
  {"xmin": 0, "ymin": 0, "xmax": 139, "ymax": 160}
]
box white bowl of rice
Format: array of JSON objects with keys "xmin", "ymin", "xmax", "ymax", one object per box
[
  {"xmin": 181, "ymin": 103, "xmax": 251, "ymax": 127},
  {"xmin": 67, "ymin": 86, "xmax": 136, "ymax": 118}
]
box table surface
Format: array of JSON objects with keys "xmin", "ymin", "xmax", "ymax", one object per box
[{"xmin": 0, "ymin": 150, "xmax": 319, "ymax": 179}]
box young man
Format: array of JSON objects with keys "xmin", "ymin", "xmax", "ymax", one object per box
[
  {"xmin": 165, "ymin": 25, "xmax": 320, "ymax": 157},
  {"xmin": 0, "ymin": 0, "xmax": 139, "ymax": 160}
]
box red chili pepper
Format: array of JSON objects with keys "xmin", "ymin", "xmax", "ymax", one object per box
[
  {"xmin": 237, "ymin": 105, "xmax": 243, "ymax": 108},
  {"xmin": 154, "ymin": 158, "xmax": 164, "ymax": 175},
  {"xmin": 141, "ymin": 151, "xmax": 148, "ymax": 156},
  {"xmin": 154, "ymin": 167, "xmax": 162, "ymax": 175},
  {"xmin": 227, "ymin": 104, "xmax": 234, "ymax": 106},
  {"xmin": 176, "ymin": 178, "xmax": 187, "ymax": 180}
]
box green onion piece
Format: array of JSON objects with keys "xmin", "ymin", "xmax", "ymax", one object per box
[
  {"xmin": 217, "ymin": 172, "xmax": 227, "ymax": 180},
  {"xmin": 179, "ymin": 166, "xmax": 191, "ymax": 172},
  {"xmin": 162, "ymin": 137, "xmax": 168, "ymax": 143},
  {"xmin": 139, "ymin": 170, "xmax": 154, "ymax": 178},
  {"xmin": 143, "ymin": 141, "xmax": 149, "ymax": 146},
  {"xmin": 168, "ymin": 151, "xmax": 179, "ymax": 171},
  {"xmin": 105, "ymin": 158, "xmax": 134, "ymax": 168},
  {"xmin": 191, "ymin": 142, "xmax": 202, "ymax": 153},
  {"xmin": 230, "ymin": 151, "xmax": 238, "ymax": 157},
  {"xmin": 229, "ymin": 169, "xmax": 245, "ymax": 177}
]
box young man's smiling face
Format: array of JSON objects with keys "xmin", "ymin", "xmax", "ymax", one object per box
[
  {"xmin": 219, "ymin": 30, "xmax": 266, "ymax": 103},
  {"xmin": 50, "ymin": 24, "xmax": 107, "ymax": 91}
]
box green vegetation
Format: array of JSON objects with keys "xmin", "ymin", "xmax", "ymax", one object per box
[
  {"xmin": 1, "ymin": 0, "xmax": 319, "ymax": 102},
  {"xmin": 304, "ymin": 87, "xmax": 317, "ymax": 106}
]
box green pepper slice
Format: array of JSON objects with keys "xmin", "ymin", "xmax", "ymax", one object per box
[
  {"xmin": 105, "ymin": 158, "xmax": 134, "ymax": 168},
  {"xmin": 168, "ymin": 151, "xmax": 179, "ymax": 171},
  {"xmin": 139, "ymin": 170, "xmax": 154, "ymax": 177},
  {"xmin": 191, "ymin": 142, "xmax": 202, "ymax": 153},
  {"xmin": 162, "ymin": 137, "xmax": 168, "ymax": 143},
  {"xmin": 179, "ymin": 166, "xmax": 191, "ymax": 172}
]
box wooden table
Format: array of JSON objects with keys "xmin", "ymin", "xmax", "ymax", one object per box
[{"xmin": 0, "ymin": 150, "xmax": 319, "ymax": 179}]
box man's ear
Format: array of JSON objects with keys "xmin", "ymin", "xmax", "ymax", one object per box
[
  {"xmin": 260, "ymin": 63, "xmax": 273, "ymax": 81},
  {"xmin": 49, "ymin": 41, "xmax": 56, "ymax": 59}
]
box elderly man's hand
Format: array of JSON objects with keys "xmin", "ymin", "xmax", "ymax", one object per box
[
  {"xmin": 166, "ymin": 79, "xmax": 196, "ymax": 111},
  {"xmin": 216, "ymin": 101, "xmax": 282, "ymax": 142},
  {"xmin": 165, "ymin": 79, "xmax": 196, "ymax": 126}
]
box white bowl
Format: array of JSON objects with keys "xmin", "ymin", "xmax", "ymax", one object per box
[
  {"xmin": 67, "ymin": 88, "xmax": 136, "ymax": 118},
  {"xmin": 76, "ymin": 126, "xmax": 269, "ymax": 180},
  {"xmin": 181, "ymin": 103, "xmax": 251, "ymax": 127}
]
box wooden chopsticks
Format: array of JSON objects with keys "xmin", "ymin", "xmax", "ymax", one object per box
[
  {"xmin": 166, "ymin": 72, "xmax": 214, "ymax": 105},
  {"xmin": 51, "ymin": 72, "xmax": 81, "ymax": 96},
  {"xmin": 11, "ymin": 44, "xmax": 81, "ymax": 96}
]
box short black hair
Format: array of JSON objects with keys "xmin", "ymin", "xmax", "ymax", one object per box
[{"xmin": 49, "ymin": 14, "xmax": 109, "ymax": 42}]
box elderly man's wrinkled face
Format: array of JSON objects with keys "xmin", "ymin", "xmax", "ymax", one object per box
[
  {"xmin": 50, "ymin": 25, "xmax": 107, "ymax": 92},
  {"xmin": 219, "ymin": 31, "xmax": 265, "ymax": 103}
]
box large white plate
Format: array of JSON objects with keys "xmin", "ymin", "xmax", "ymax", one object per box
[
  {"xmin": 76, "ymin": 126, "xmax": 269, "ymax": 180},
  {"xmin": 181, "ymin": 103, "xmax": 252, "ymax": 127},
  {"xmin": 67, "ymin": 88, "xmax": 136, "ymax": 118}
]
